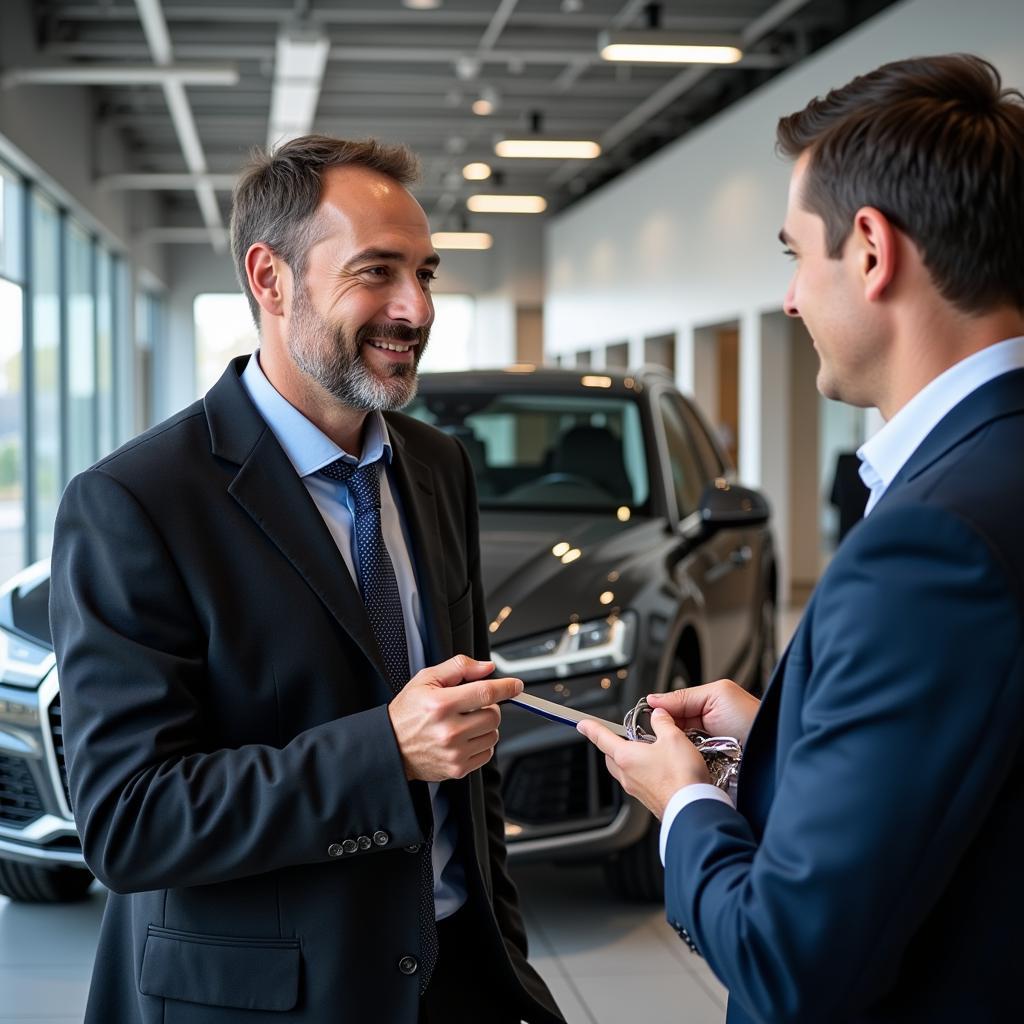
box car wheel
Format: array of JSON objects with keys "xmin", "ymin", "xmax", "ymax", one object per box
[
  {"xmin": 602, "ymin": 811, "xmax": 663, "ymax": 902},
  {"xmin": 750, "ymin": 589, "xmax": 777, "ymax": 697},
  {"xmin": 0, "ymin": 859, "xmax": 94, "ymax": 903}
]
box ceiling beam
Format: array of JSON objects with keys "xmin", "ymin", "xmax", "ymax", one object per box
[
  {"xmin": 97, "ymin": 172, "xmax": 238, "ymax": 191},
  {"xmin": 1, "ymin": 63, "xmax": 238, "ymax": 87},
  {"xmin": 134, "ymin": 0, "xmax": 225, "ymax": 252},
  {"xmin": 43, "ymin": 40, "xmax": 783, "ymax": 70},
  {"xmin": 53, "ymin": 4, "xmax": 752, "ymax": 32}
]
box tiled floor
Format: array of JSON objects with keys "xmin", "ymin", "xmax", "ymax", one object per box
[
  {"xmin": 0, "ymin": 608, "xmax": 804, "ymax": 1023},
  {"xmin": 0, "ymin": 863, "xmax": 726, "ymax": 1024}
]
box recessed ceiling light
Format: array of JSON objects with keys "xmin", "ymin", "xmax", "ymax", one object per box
[
  {"xmin": 494, "ymin": 139, "xmax": 601, "ymax": 159},
  {"xmin": 431, "ymin": 231, "xmax": 493, "ymax": 250},
  {"xmin": 599, "ymin": 31, "xmax": 742, "ymax": 64},
  {"xmin": 403, "ymin": 0, "xmax": 442, "ymax": 10},
  {"xmin": 462, "ymin": 162, "xmax": 492, "ymax": 181},
  {"xmin": 467, "ymin": 194, "xmax": 547, "ymax": 214}
]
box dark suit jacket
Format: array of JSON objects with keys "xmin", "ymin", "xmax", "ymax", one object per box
[
  {"xmin": 49, "ymin": 357, "xmax": 562, "ymax": 1024},
  {"xmin": 665, "ymin": 369, "xmax": 1024, "ymax": 1022}
]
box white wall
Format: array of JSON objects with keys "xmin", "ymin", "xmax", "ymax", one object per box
[{"xmin": 545, "ymin": 0, "xmax": 1024, "ymax": 600}]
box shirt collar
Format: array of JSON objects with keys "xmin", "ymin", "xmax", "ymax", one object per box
[
  {"xmin": 240, "ymin": 351, "xmax": 392, "ymax": 478},
  {"xmin": 858, "ymin": 335, "xmax": 1024, "ymax": 501}
]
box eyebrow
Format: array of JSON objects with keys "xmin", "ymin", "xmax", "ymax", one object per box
[
  {"xmin": 778, "ymin": 228, "xmax": 794, "ymax": 247},
  {"xmin": 347, "ymin": 247, "xmax": 441, "ymax": 268}
]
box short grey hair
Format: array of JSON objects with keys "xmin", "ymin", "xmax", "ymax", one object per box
[{"xmin": 229, "ymin": 135, "xmax": 421, "ymax": 326}]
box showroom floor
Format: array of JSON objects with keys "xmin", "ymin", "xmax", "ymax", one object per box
[
  {"xmin": 0, "ymin": 862, "xmax": 728, "ymax": 1024},
  {"xmin": 0, "ymin": 608, "xmax": 803, "ymax": 1023}
]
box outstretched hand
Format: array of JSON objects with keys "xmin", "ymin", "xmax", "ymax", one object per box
[{"xmin": 576, "ymin": 708, "xmax": 710, "ymax": 819}]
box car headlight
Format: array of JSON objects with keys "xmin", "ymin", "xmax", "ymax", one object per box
[
  {"xmin": 491, "ymin": 611, "xmax": 637, "ymax": 684},
  {"xmin": 0, "ymin": 627, "xmax": 56, "ymax": 688}
]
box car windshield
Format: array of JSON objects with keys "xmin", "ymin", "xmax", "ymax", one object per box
[{"xmin": 406, "ymin": 390, "xmax": 650, "ymax": 512}]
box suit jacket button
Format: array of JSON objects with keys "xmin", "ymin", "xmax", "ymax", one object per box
[
  {"xmin": 404, "ymin": 843, "xmax": 420, "ymax": 854},
  {"xmin": 398, "ymin": 955, "xmax": 418, "ymax": 976},
  {"xmin": 342, "ymin": 839, "xmax": 358, "ymax": 855},
  {"xmin": 373, "ymin": 830, "xmax": 390, "ymax": 847},
  {"xmin": 328, "ymin": 843, "xmax": 344, "ymax": 858},
  {"xmin": 357, "ymin": 835, "xmax": 371, "ymax": 851}
]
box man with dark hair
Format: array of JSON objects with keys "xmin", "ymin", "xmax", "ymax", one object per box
[
  {"xmin": 49, "ymin": 135, "xmax": 563, "ymax": 1024},
  {"xmin": 579, "ymin": 54, "xmax": 1024, "ymax": 1021}
]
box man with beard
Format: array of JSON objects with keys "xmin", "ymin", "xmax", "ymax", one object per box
[{"xmin": 49, "ymin": 136, "xmax": 564, "ymax": 1024}]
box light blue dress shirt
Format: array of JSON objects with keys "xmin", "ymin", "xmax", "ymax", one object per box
[
  {"xmin": 240, "ymin": 352, "xmax": 466, "ymax": 920},
  {"xmin": 658, "ymin": 334, "xmax": 1024, "ymax": 865},
  {"xmin": 858, "ymin": 334, "xmax": 1024, "ymax": 514}
]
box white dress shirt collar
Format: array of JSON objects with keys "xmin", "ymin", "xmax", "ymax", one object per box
[
  {"xmin": 240, "ymin": 351, "xmax": 392, "ymax": 477},
  {"xmin": 857, "ymin": 335, "xmax": 1024, "ymax": 514}
]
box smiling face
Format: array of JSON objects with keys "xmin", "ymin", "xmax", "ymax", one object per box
[
  {"xmin": 285, "ymin": 165, "xmax": 438, "ymax": 412},
  {"xmin": 781, "ymin": 153, "xmax": 886, "ymax": 408}
]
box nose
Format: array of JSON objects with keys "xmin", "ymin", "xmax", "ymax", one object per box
[
  {"xmin": 387, "ymin": 274, "xmax": 433, "ymax": 328},
  {"xmin": 783, "ymin": 273, "xmax": 799, "ymax": 319}
]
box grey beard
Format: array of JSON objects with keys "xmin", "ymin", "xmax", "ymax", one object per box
[{"xmin": 288, "ymin": 288, "xmax": 426, "ymax": 412}]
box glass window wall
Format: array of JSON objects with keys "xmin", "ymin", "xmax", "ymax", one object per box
[
  {"xmin": 30, "ymin": 192, "xmax": 62, "ymax": 559},
  {"xmin": 65, "ymin": 220, "xmax": 97, "ymax": 478}
]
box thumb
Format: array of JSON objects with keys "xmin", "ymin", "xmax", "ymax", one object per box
[
  {"xmin": 425, "ymin": 655, "xmax": 495, "ymax": 688},
  {"xmin": 650, "ymin": 706, "xmax": 680, "ymax": 741}
]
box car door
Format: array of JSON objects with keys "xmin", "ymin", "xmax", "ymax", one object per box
[{"xmin": 659, "ymin": 392, "xmax": 758, "ymax": 679}]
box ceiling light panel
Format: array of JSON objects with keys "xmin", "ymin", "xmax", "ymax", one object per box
[
  {"xmin": 494, "ymin": 139, "xmax": 601, "ymax": 159},
  {"xmin": 467, "ymin": 195, "xmax": 547, "ymax": 214},
  {"xmin": 599, "ymin": 31, "xmax": 743, "ymax": 64}
]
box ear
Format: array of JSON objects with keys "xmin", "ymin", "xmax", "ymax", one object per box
[
  {"xmin": 245, "ymin": 242, "xmax": 290, "ymax": 321},
  {"xmin": 851, "ymin": 207, "xmax": 897, "ymax": 302}
]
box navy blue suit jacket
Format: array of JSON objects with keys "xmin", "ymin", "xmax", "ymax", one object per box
[{"xmin": 665, "ymin": 369, "xmax": 1024, "ymax": 1022}]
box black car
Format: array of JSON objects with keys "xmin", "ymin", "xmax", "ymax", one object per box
[{"xmin": 0, "ymin": 366, "xmax": 775, "ymax": 904}]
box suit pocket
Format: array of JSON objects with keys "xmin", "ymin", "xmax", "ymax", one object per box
[
  {"xmin": 140, "ymin": 925, "xmax": 300, "ymax": 1012},
  {"xmin": 448, "ymin": 584, "xmax": 475, "ymax": 654}
]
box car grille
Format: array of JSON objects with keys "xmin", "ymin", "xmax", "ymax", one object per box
[
  {"xmin": 0, "ymin": 753, "xmax": 44, "ymax": 828},
  {"xmin": 503, "ymin": 740, "xmax": 620, "ymax": 828},
  {"xmin": 47, "ymin": 692, "xmax": 72, "ymax": 810}
]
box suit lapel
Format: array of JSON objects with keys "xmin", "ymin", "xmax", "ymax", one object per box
[
  {"xmin": 385, "ymin": 417, "xmax": 452, "ymax": 664},
  {"xmin": 876, "ymin": 366, "xmax": 1024, "ymax": 510},
  {"xmin": 205, "ymin": 358, "xmax": 391, "ymax": 692}
]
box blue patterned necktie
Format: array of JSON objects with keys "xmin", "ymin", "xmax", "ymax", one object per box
[{"xmin": 319, "ymin": 457, "xmax": 438, "ymax": 991}]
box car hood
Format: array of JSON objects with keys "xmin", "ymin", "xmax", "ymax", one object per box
[{"xmin": 478, "ymin": 510, "xmax": 666, "ymax": 643}]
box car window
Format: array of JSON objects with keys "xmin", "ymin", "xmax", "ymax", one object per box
[
  {"xmin": 659, "ymin": 394, "xmax": 708, "ymax": 518},
  {"xmin": 406, "ymin": 391, "xmax": 650, "ymax": 512},
  {"xmin": 680, "ymin": 401, "xmax": 728, "ymax": 477}
]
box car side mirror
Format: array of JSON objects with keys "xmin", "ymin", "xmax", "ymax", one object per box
[{"xmin": 680, "ymin": 479, "xmax": 770, "ymax": 540}]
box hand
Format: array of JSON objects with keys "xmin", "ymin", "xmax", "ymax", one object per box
[
  {"xmin": 576, "ymin": 709, "xmax": 711, "ymax": 820},
  {"xmin": 646, "ymin": 678, "xmax": 760, "ymax": 745},
  {"xmin": 388, "ymin": 655, "xmax": 523, "ymax": 782}
]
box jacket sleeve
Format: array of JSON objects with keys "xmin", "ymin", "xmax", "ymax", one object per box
[
  {"xmin": 663, "ymin": 503, "xmax": 1024, "ymax": 1023},
  {"xmin": 49, "ymin": 467, "xmax": 423, "ymax": 894}
]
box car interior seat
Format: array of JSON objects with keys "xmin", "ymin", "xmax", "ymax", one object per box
[{"xmin": 550, "ymin": 425, "xmax": 632, "ymax": 502}]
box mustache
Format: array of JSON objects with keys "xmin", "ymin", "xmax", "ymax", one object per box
[{"xmin": 355, "ymin": 322, "xmax": 428, "ymax": 345}]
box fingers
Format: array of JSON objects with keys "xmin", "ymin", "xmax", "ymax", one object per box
[
  {"xmin": 422, "ymin": 655, "xmax": 497, "ymax": 688},
  {"xmin": 647, "ymin": 682, "xmax": 719, "ymax": 718},
  {"xmin": 450, "ymin": 675, "xmax": 523, "ymax": 713}
]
